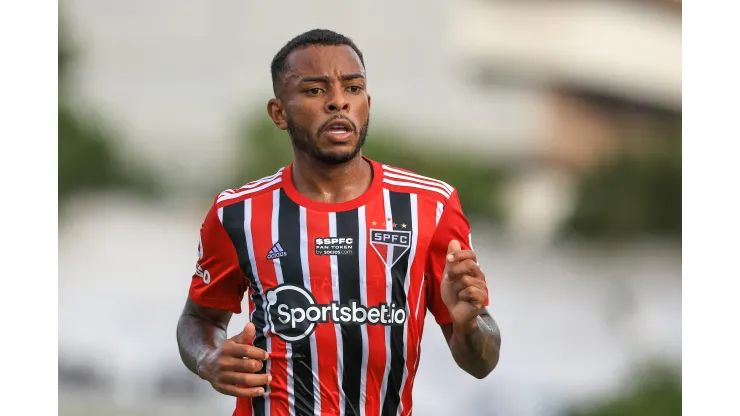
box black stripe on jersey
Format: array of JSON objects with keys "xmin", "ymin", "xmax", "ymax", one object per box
[
  {"xmin": 278, "ymin": 190, "xmax": 315, "ymax": 416},
  {"xmin": 382, "ymin": 191, "xmax": 413, "ymax": 416},
  {"xmin": 336, "ymin": 209, "xmax": 363, "ymax": 416},
  {"xmin": 222, "ymin": 201, "xmax": 267, "ymax": 416},
  {"xmin": 222, "ymin": 202, "xmax": 250, "ymax": 290}
]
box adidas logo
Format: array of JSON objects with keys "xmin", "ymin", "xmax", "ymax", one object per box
[{"xmin": 266, "ymin": 242, "xmax": 288, "ymax": 260}]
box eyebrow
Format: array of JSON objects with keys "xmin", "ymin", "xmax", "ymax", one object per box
[{"xmin": 299, "ymin": 73, "xmax": 365, "ymax": 83}]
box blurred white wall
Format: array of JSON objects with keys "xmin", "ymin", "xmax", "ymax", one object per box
[{"xmin": 451, "ymin": 0, "xmax": 682, "ymax": 110}]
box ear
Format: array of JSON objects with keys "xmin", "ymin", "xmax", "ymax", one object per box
[
  {"xmin": 367, "ymin": 93, "xmax": 372, "ymax": 111},
  {"xmin": 267, "ymin": 98, "xmax": 288, "ymax": 130}
]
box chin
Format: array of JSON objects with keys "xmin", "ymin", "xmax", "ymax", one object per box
[{"xmin": 314, "ymin": 148, "xmax": 362, "ymax": 165}]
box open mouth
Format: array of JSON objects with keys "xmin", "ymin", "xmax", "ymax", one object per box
[{"xmin": 322, "ymin": 118, "xmax": 355, "ymax": 142}]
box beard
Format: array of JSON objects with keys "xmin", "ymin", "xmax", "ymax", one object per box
[{"xmin": 287, "ymin": 114, "xmax": 369, "ymax": 165}]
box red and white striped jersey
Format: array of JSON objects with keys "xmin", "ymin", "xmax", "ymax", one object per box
[{"xmin": 189, "ymin": 156, "xmax": 481, "ymax": 416}]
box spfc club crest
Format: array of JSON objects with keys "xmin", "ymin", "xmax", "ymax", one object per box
[{"xmin": 369, "ymin": 228, "xmax": 412, "ymax": 268}]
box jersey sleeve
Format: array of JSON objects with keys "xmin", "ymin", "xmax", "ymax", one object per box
[
  {"xmin": 424, "ymin": 189, "xmax": 487, "ymax": 326},
  {"xmin": 188, "ymin": 198, "xmax": 247, "ymax": 314}
]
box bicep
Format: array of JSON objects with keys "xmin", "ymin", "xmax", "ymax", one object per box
[{"xmin": 189, "ymin": 200, "xmax": 248, "ymax": 314}]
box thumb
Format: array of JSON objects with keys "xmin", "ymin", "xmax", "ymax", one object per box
[
  {"xmin": 237, "ymin": 321, "xmax": 256, "ymax": 344},
  {"xmin": 446, "ymin": 240, "xmax": 462, "ymax": 261}
]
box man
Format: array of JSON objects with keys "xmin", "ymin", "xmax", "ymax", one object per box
[{"xmin": 176, "ymin": 29, "xmax": 501, "ymax": 416}]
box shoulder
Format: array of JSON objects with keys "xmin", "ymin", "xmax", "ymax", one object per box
[
  {"xmin": 213, "ymin": 167, "xmax": 286, "ymax": 209},
  {"xmin": 378, "ymin": 162, "xmax": 457, "ymax": 206}
]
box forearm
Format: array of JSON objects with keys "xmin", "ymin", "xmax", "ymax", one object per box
[
  {"xmin": 176, "ymin": 313, "xmax": 228, "ymax": 377},
  {"xmin": 449, "ymin": 312, "xmax": 501, "ymax": 379}
]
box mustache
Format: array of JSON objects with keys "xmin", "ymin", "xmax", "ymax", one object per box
[{"xmin": 318, "ymin": 115, "xmax": 358, "ymax": 134}]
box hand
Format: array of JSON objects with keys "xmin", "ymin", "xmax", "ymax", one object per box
[
  {"xmin": 440, "ymin": 240, "xmax": 488, "ymax": 333},
  {"xmin": 198, "ymin": 322, "xmax": 271, "ymax": 397}
]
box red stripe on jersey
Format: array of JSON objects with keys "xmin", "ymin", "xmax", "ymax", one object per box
[
  {"xmin": 363, "ymin": 194, "xmax": 390, "ymax": 416},
  {"xmin": 400, "ymin": 197, "xmax": 437, "ymax": 415},
  {"xmin": 233, "ymin": 401, "xmax": 253, "ymax": 416},
  {"xmin": 306, "ymin": 210, "xmax": 341, "ymax": 415},
  {"xmin": 250, "ymin": 192, "xmax": 290, "ymax": 416}
]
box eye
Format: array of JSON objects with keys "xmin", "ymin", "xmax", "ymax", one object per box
[
  {"xmin": 347, "ymin": 85, "xmax": 363, "ymax": 93},
  {"xmin": 306, "ymin": 88, "xmax": 323, "ymax": 96}
]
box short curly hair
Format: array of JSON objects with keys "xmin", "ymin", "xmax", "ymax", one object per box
[{"xmin": 270, "ymin": 29, "xmax": 365, "ymax": 96}]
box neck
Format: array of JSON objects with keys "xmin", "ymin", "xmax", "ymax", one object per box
[{"xmin": 290, "ymin": 152, "xmax": 373, "ymax": 204}]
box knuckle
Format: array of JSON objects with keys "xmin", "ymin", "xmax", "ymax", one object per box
[
  {"xmin": 241, "ymin": 374, "xmax": 256, "ymax": 387},
  {"xmin": 244, "ymin": 359, "xmax": 258, "ymax": 373}
]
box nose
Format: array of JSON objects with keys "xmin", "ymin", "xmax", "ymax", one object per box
[{"xmin": 325, "ymin": 87, "xmax": 349, "ymax": 113}]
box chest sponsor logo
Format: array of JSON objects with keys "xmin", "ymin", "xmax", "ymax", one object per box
[
  {"xmin": 369, "ymin": 229, "xmax": 412, "ymax": 268},
  {"xmin": 265, "ymin": 284, "xmax": 406, "ymax": 343},
  {"xmin": 314, "ymin": 237, "xmax": 355, "ymax": 256}
]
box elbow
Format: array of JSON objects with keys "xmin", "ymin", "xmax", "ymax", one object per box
[
  {"xmin": 469, "ymin": 362, "xmax": 497, "ymax": 380},
  {"xmin": 466, "ymin": 349, "xmax": 500, "ymax": 379}
]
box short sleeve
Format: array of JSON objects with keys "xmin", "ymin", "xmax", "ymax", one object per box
[
  {"xmin": 424, "ymin": 190, "xmax": 487, "ymax": 326},
  {"xmin": 188, "ymin": 199, "xmax": 247, "ymax": 314}
]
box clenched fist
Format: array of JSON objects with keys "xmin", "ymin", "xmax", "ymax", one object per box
[
  {"xmin": 440, "ymin": 240, "xmax": 488, "ymax": 331},
  {"xmin": 198, "ymin": 322, "xmax": 272, "ymax": 397}
]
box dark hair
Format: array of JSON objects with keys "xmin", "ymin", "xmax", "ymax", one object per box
[{"xmin": 270, "ymin": 29, "xmax": 365, "ymax": 95}]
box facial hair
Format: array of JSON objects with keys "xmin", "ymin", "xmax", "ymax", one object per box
[{"xmin": 287, "ymin": 114, "xmax": 369, "ymax": 165}]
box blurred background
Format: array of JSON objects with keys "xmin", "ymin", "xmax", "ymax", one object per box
[{"xmin": 58, "ymin": 0, "xmax": 681, "ymax": 415}]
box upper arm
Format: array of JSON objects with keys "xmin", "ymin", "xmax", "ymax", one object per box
[
  {"xmin": 425, "ymin": 190, "xmax": 480, "ymax": 326},
  {"xmin": 188, "ymin": 198, "xmax": 248, "ymax": 314}
]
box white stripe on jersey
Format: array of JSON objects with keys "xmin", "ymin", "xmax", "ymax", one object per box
[
  {"xmin": 435, "ymin": 202, "xmax": 444, "ymax": 226},
  {"xmin": 218, "ymin": 177, "xmax": 283, "ymax": 203},
  {"xmin": 244, "ymin": 198, "xmax": 272, "ymax": 416},
  {"xmin": 329, "ymin": 212, "xmax": 346, "ymax": 416},
  {"xmin": 299, "ymin": 206, "xmax": 322, "ymax": 416},
  {"xmin": 357, "ymin": 206, "xmax": 369, "ymax": 416},
  {"xmin": 378, "ymin": 189, "xmax": 394, "ymax": 411},
  {"xmin": 383, "ymin": 171, "xmax": 453, "ymax": 197},
  {"xmin": 382, "ymin": 178, "xmax": 452, "ymax": 199},
  {"xmin": 223, "ymin": 169, "xmax": 284, "ymax": 194},
  {"xmin": 396, "ymin": 193, "xmax": 419, "ymax": 416},
  {"xmin": 382, "ymin": 165, "xmax": 454, "ymax": 193}
]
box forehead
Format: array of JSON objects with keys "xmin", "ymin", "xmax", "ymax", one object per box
[{"xmin": 284, "ymin": 44, "xmax": 364, "ymax": 79}]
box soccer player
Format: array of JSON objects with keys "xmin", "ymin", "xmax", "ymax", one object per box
[{"xmin": 176, "ymin": 29, "xmax": 501, "ymax": 416}]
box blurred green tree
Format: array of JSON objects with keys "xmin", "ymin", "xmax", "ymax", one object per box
[
  {"xmin": 562, "ymin": 125, "xmax": 681, "ymax": 242},
  {"xmin": 231, "ymin": 112, "xmax": 507, "ymax": 222},
  {"xmin": 564, "ymin": 363, "xmax": 681, "ymax": 416},
  {"xmin": 58, "ymin": 19, "xmax": 160, "ymax": 207}
]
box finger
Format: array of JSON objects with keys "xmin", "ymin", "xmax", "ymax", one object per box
[
  {"xmin": 447, "ymin": 240, "xmax": 462, "ymax": 257},
  {"xmin": 447, "ymin": 259, "xmax": 482, "ymax": 281},
  {"xmin": 447, "ymin": 249, "xmax": 477, "ymax": 264},
  {"xmin": 224, "ymin": 340, "xmax": 270, "ymax": 360},
  {"xmin": 213, "ymin": 383, "xmax": 266, "ymax": 398},
  {"xmin": 219, "ymin": 356, "xmax": 264, "ymax": 373},
  {"xmin": 451, "ymin": 274, "xmax": 488, "ymax": 294},
  {"xmin": 220, "ymin": 371, "xmax": 272, "ymax": 388},
  {"xmin": 457, "ymin": 286, "xmax": 488, "ymax": 308},
  {"xmin": 235, "ymin": 322, "xmax": 256, "ymax": 344}
]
